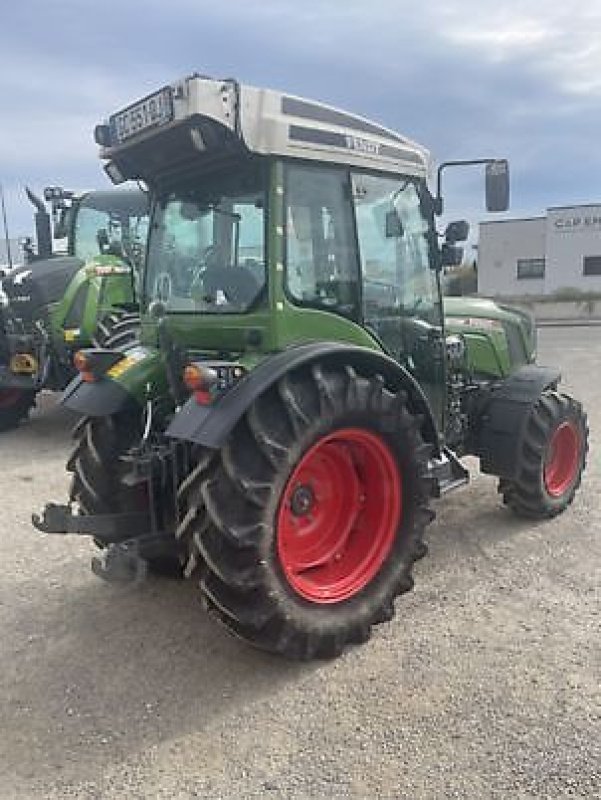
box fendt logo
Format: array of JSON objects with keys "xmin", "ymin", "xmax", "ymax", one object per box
[{"xmin": 345, "ymin": 135, "xmax": 381, "ymax": 156}]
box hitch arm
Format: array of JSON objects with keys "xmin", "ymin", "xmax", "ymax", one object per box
[{"xmin": 32, "ymin": 503, "xmax": 152, "ymax": 543}]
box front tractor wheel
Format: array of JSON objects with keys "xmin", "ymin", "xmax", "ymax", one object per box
[
  {"xmin": 178, "ymin": 364, "xmax": 434, "ymax": 660},
  {"xmin": 0, "ymin": 388, "xmax": 37, "ymax": 432},
  {"xmin": 500, "ymin": 391, "xmax": 588, "ymax": 518}
]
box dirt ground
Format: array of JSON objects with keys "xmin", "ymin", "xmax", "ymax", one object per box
[{"xmin": 0, "ymin": 327, "xmax": 598, "ymax": 799}]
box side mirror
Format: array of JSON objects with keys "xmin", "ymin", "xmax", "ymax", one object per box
[
  {"xmin": 444, "ymin": 220, "xmax": 469, "ymax": 243},
  {"xmin": 441, "ymin": 243, "xmax": 464, "ymax": 267},
  {"xmin": 385, "ymin": 209, "xmax": 404, "ymax": 238},
  {"xmin": 485, "ymin": 160, "xmax": 510, "ymax": 212}
]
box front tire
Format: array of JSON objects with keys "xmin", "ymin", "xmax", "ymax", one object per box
[
  {"xmin": 0, "ymin": 388, "xmax": 37, "ymax": 432},
  {"xmin": 499, "ymin": 390, "xmax": 588, "ymax": 518},
  {"xmin": 178, "ymin": 364, "xmax": 434, "ymax": 659}
]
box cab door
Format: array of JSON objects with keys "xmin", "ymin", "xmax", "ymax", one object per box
[{"xmin": 352, "ymin": 172, "xmax": 446, "ymax": 429}]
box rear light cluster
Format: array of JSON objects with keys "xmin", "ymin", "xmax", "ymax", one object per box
[
  {"xmin": 74, "ymin": 349, "xmax": 124, "ymax": 383},
  {"xmin": 183, "ymin": 362, "xmax": 246, "ymax": 405}
]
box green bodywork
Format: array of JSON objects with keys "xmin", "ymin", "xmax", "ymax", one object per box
[
  {"xmin": 49, "ymin": 255, "xmax": 135, "ymax": 349},
  {"xmin": 444, "ymin": 296, "xmax": 536, "ymax": 378}
]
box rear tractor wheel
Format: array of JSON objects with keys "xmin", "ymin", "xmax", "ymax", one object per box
[
  {"xmin": 177, "ymin": 363, "xmax": 434, "ymax": 660},
  {"xmin": 68, "ymin": 413, "xmax": 182, "ymax": 576},
  {"xmin": 499, "ymin": 390, "xmax": 588, "ymax": 518},
  {"xmin": 0, "ymin": 388, "xmax": 37, "ymax": 432}
]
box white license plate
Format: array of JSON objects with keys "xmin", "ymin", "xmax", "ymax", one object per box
[{"xmin": 110, "ymin": 87, "xmax": 173, "ymax": 144}]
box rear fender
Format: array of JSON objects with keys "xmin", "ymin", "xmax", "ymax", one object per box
[
  {"xmin": 166, "ymin": 342, "xmax": 441, "ymax": 453},
  {"xmin": 61, "ymin": 344, "xmax": 162, "ymax": 416},
  {"xmin": 61, "ymin": 374, "xmax": 139, "ymax": 416}
]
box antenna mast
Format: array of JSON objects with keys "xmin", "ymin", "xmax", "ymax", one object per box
[{"xmin": 0, "ymin": 181, "xmax": 13, "ymax": 270}]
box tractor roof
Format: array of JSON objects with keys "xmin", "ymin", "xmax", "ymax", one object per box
[{"xmin": 97, "ymin": 74, "xmax": 430, "ymax": 188}]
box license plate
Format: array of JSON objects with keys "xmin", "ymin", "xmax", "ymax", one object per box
[{"xmin": 110, "ymin": 87, "xmax": 173, "ymax": 145}]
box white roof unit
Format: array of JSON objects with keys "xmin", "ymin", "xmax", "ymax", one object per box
[{"xmin": 98, "ymin": 74, "xmax": 430, "ymax": 186}]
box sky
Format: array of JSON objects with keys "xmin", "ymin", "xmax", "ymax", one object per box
[{"xmin": 1, "ymin": 0, "xmax": 600, "ymax": 242}]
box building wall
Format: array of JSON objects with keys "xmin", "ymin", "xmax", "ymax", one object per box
[
  {"xmin": 545, "ymin": 206, "xmax": 601, "ymax": 293},
  {"xmin": 478, "ymin": 205, "xmax": 601, "ymax": 296},
  {"xmin": 478, "ymin": 218, "xmax": 546, "ymax": 296}
]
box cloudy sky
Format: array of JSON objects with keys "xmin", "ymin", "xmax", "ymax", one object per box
[{"xmin": 1, "ymin": 0, "xmax": 600, "ymax": 238}]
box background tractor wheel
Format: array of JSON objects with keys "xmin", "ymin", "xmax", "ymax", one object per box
[
  {"xmin": 68, "ymin": 413, "xmax": 182, "ymax": 576},
  {"xmin": 499, "ymin": 390, "xmax": 588, "ymax": 519},
  {"xmin": 177, "ymin": 363, "xmax": 435, "ymax": 660},
  {"xmin": 93, "ymin": 310, "xmax": 140, "ymax": 350},
  {"xmin": 0, "ymin": 388, "xmax": 37, "ymax": 432}
]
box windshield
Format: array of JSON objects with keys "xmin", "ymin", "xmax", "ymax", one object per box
[
  {"xmin": 73, "ymin": 191, "xmax": 149, "ymax": 266},
  {"xmin": 352, "ymin": 173, "xmax": 438, "ymax": 326},
  {"xmin": 145, "ymin": 166, "xmax": 267, "ymax": 313}
]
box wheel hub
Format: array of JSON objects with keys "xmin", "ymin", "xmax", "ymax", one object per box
[
  {"xmin": 290, "ymin": 484, "xmax": 315, "ymax": 517},
  {"xmin": 544, "ymin": 420, "xmax": 581, "ymax": 498}
]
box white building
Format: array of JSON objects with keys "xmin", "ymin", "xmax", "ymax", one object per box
[{"xmin": 478, "ymin": 204, "xmax": 601, "ymax": 296}]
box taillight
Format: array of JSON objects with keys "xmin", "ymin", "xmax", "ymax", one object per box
[
  {"xmin": 73, "ymin": 349, "xmax": 124, "ymax": 383},
  {"xmin": 183, "ymin": 364, "xmax": 218, "ymax": 405}
]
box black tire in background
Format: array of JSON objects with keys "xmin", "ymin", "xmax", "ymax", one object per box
[
  {"xmin": 93, "ymin": 310, "xmax": 140, "ymax": 350},
  {"xmin": 177, "ymin": 363, "xmax": 435, "ymax": 660},
  {"xmin": 0, "ymin": 389, "xmax": 37, "ymax": 432},
  {"xmin": 499, "ymin": 390, "xmax": 588, "ymax": 519}
]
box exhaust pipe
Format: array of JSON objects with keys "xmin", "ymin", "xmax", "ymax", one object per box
[{"xmin": 25, "ymin": 187, "xmax": 52, "ymax": 260}]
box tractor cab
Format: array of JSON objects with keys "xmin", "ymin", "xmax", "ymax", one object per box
[{"xmin": 95, "ymin": 75, "xmax": 501, "ymax": 428}]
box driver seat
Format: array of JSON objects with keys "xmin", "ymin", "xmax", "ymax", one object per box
[{"xmin": 201, "ymin": 266, "xmax": 260, "ymax": 308}]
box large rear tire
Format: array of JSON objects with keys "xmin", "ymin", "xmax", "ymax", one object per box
[
  {"xmin": 499, "ymin": 390, "xmax": 588, "ymax": 518},
  {"xmin": 68, "ymin": 413, "xmax": 182, "ymax": 576},
  {"xmin": 177, "ymin": 363, "xmax": 434, "ymax": 659},
  {"xmin": 93, "ymin": 310, "xmax": 140, "ymax": 350},
  {"xmin": 0, "ymin": 388, "xmax": 37, "ymax": 432}
]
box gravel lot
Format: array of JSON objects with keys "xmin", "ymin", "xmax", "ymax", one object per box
[{"xmin": 0, "ymin": 327, "xmax": 599, "ymax": 799}]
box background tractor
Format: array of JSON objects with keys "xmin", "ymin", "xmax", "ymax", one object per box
[
  {"xmin": 0, "ymin": 186, "xmax": 148, "ymax": 430},
  {"xmin": 35, "ymin": 76, "xmax": 588, "ymax": 659}
]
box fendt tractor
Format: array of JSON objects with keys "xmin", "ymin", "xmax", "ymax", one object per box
[
  {"xmin": 35, "ymin": 76, "xmax": 588, "ymax": 660},
  {"xmin": 0, "ymin": 185, "xmax": 148, "ymax": 430}
]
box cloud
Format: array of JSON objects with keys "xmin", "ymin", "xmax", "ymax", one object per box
[{"xmin": 0, "ymin": 0, "xmax": 599, "ymax": 235}]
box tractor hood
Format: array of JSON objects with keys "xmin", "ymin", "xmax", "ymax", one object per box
[{"xmin": 444, "ymin": 296, "xmax": 537, "ymax": 377}]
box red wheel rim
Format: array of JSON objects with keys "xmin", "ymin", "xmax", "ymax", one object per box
[
  {"xmin": 0, "ymin": 389, "xmax": 21, "ymax": 409},
  {"xmin": 544, "ymin": 421, "xmax": 581, "ymax": 498},
  {"xmin": 276, "ymin": 427, "xmax": 401, "ymax": 604}
]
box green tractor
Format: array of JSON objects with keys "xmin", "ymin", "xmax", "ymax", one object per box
[
  {"xmin": 0, "ymin": 186, "xmax": 148, "ymax": 430},
  {"xmin": 35, "ymin": 76, "xmax": 588, "ymax": 659}
]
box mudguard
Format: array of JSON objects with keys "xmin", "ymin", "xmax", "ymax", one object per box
[
  {"xmin": 473, "ymin": 364, "xmax": 561, "ymax": 478},
  {"xmin": 166, "ymin": 341, "xmax": 440, "ymax": 452},
  {"xmin": 61, "ymin": 374, "xmax": 138, "ymax": 416}
]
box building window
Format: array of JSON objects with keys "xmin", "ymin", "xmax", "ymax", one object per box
[
  {"xmin": 583, "ymin": 255, "xmax": 601, "ymax": 276},
  {"xmin": 517, "ymin": 258, "xmax": 545, "ymax": 279}
]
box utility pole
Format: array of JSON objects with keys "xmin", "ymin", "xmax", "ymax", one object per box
[{"xmin": 0, "ymin": 181, "xmax": 13, "ymax": 270}]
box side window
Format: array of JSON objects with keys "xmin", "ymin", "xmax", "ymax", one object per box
[
  {"xmin": 353, "ymin": 173, "xmax": 437, "ymax": 324},
  {"xmin": 285, "ymin": 165, "xmax": 359, "ymax": 315}
]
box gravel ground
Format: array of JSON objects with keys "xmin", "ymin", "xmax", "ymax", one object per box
[{"xmin": 0, "ymin": 327, "xmax": 599, "ymax": 799}]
